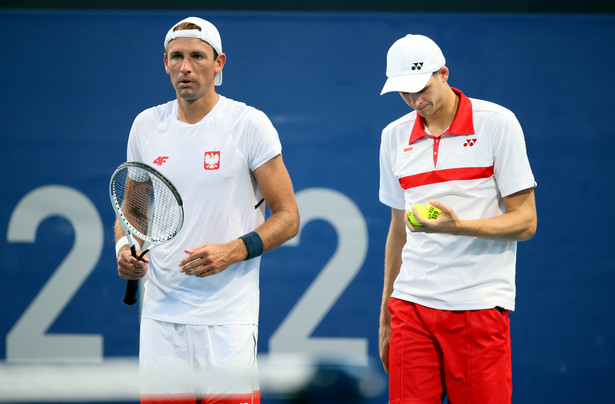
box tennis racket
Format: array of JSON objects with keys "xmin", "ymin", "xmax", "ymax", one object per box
[{"xmin": 109, "ymin": 161, "xmax": 184, "ymax": 305}]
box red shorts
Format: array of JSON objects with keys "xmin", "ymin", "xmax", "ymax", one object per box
[{"xmin": 388, "ymin": 298, "xmax": 512, "ymax": 404}]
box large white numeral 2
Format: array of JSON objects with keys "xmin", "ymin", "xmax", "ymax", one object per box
[
  {"xmin": 269, "ymin": 188, "xmax": 369, "ymax": 365},
  {"xmin": 6, "ymin": 186, "xmax": 104, "ymax": 363}
]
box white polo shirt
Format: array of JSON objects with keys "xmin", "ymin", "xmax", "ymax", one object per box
[
  {"xmin": 127, "ymin": 95, "xmax": 281, "ymax": 325},
  {"xmin": 379, "ymin": 89, "xmax": 536, "ymax": 311}
]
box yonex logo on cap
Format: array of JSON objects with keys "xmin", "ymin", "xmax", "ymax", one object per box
[{"xmin": 412, "ymin": 62, "xmax": 424, "ymax": 71}]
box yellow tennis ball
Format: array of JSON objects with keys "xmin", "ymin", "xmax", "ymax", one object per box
[
  {"xmin": 408, "ymin": 204, "xmax": 429, "ymax": 226},
  {"xmin": 426, "ymin": 204, "xmax": 442, "ymax": 219}
]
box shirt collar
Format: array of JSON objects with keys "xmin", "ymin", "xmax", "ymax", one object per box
[{"xmin": 409, "ymin": 88, "xmax": 475, "ymax": 144}]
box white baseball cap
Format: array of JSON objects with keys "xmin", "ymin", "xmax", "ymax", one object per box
[
  {"xmin": 164, "ymin": 17, "xmax": 223, "ymax": 86},
  {"xmin": 380, "ymin": 34, "xmax": 445, "ymax": 95}
]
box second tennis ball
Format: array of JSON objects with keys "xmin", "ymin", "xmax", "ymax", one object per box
[
  {"xmin": 426, "ymin": 204, "xmax": 442, "ymax": 220},
  {"xmin": 408, "ymin": 203, "xmax": 441, "ymax": 226}
]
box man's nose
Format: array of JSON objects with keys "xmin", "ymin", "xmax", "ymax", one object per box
[
  {"xmin": 411, "ymin": 93, "xmax": 423, "ymax": 105},
  {"xmin": 403, "ymin": 93, "xmax": 420, "ymax": 107},
  {"xmin": 180, "ymin": 58, "xmax": 192, "ymax": 73}
]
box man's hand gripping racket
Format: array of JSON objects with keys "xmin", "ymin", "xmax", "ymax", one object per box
[{"xmin": 109, "ymin": 162, "xmax": 184, "ymax": 305}]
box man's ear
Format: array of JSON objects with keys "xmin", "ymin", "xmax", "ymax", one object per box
[
  {"xmin": 215, "ymin": 53, "xmax": 226, "ymax": 75},
  {"xmin": 439, "ymin": 66, "xmax": 450, "ymax": 82},
  {"xmin": 163, "ymin": 52, "xmax": 170, "ymax": 74}
]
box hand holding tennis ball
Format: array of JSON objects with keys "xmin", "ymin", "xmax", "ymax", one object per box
[{"xmin": 408, "ymin": 203, "xmax": 442, "ymax": 226}]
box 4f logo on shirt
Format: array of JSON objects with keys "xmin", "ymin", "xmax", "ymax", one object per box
[
  {"xmin": 464, "ymin": 138, "xmax": 477, "ymax": 147},
  {"xmin": 204, "ymin": 151, "xmax": 220, "ymax": 170},
  {"xmin": 153, "ymin": 156, "xmax": 169, "ymax": 165}
]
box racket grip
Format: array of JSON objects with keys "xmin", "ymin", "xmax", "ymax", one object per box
[{"xmin": 123, "ymin": 279, "xmax": 139, "ymax": 305}]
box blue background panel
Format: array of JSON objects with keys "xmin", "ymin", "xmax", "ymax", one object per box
[{"xmin": 1, "ymin": 10, "xmax": 614, "ymax": 403}]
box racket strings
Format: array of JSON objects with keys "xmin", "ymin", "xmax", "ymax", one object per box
[
  {"xmin": 147, "ymin": 175, "xmax": 182, "ymax": 241},
  {"xmin": 113, "ymin": 167, "xmax": 182, "ymax": 243}
]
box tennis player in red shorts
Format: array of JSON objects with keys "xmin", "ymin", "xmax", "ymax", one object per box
[{"xmin": 378, "ymin": 34, "xmax": 537, "ymax": 403}]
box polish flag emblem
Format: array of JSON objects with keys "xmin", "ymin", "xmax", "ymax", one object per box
[{"xmin": 204, "ymin": 151, "xmax": 220, "ymax": 170}]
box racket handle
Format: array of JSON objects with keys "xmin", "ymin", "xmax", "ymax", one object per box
[{"xmin": 123, "ymin": 279, "xmax": 139, "ymax": 305}]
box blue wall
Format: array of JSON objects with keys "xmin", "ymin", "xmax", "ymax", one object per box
[{"xmin": 1, "ymin": 10, "xmax": 614, "ymax": 403}]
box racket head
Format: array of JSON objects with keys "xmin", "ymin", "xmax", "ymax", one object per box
[{"xmin": 109, "ymin": 161, "xmax": 184, "ymax": 247}]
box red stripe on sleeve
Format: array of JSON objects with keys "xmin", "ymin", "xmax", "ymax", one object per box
[{"xmin": 399, "ymin": 166, "xmax": 494, "ymax": 190}]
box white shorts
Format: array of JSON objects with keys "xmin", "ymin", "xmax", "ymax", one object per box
[{"xmin": 139, "ymin": 318, "xmax": 259, "ymax": 401}]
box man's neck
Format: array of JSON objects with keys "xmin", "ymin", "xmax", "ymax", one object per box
[{"xmin": 177, "ymin": 92, "xmax": 220, "ymax": 124}]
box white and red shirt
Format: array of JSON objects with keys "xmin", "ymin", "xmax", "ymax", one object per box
[
  {"xmin": 379, "ymin": 88, "xmax": 536, "ymax": 311},
  {"xmin": 127, "ymin": 95, "xmax": 281, "ymax": 325}
]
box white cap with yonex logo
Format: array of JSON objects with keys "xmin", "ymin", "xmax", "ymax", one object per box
[
  {"xmin": 164, "ymin": 17, "xmax": 223, "ymax": 86},
  {"xmin": 380, "ymin": 34, "xmax": 446, "ymax": 95}
]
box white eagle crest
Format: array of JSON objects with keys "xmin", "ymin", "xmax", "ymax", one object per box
[{"xmin": 205, "ymin": 152, "xmax": 220, "ymax": 170}]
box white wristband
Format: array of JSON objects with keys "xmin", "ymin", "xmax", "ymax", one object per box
[{"xmin": 115, "ymin": 236, "xmax": 141, "ymax": 258}]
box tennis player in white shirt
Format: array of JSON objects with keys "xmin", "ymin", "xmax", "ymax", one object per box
[
  {"xmin": 114, "ymin": 16, "xmax": 300, "ymax": 404},
  {"xmin": 378, "ymin": 34, "xmax": 537, "ymax": 404}
]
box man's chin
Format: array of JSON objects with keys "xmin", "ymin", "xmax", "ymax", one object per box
[{"xmin": 177, "ymin": 90, "xmax": 200, "ymax": 102}]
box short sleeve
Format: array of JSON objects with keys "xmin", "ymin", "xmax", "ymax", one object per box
[
  {"xmin": 379, "ymin": 127, "xmax": 406, "ymax": 210},
  {"xmin": 491, "ymin": 110, "xmax": 536, "ymax": 197},
  {"xmin": 241, "ymin": 110, "xmax": 282, "ymax": 171}
]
